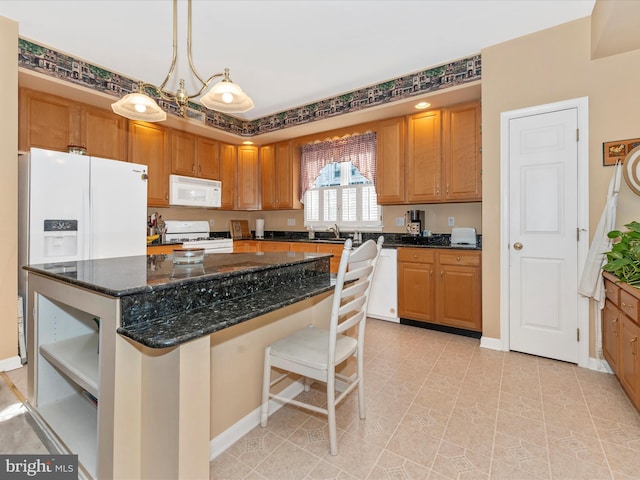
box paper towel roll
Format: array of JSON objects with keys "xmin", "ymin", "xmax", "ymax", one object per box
[{"xmin": 255, "ymin": 218, "xmax": 264, "ymax": 239}]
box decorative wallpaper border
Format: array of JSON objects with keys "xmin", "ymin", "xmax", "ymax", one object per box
[{"xmin": 18, "ymin": 38, "xmax": 481, "ymax": 138}]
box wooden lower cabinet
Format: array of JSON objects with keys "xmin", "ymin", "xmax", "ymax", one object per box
[
  {"xmin": 259, "ymin": 241, "xmax": 291, "ymax": 253},
  {"xmin": 233, "ymin": 240, "xmax": 259, "ymax": 253},
  {"xmin": 316, "ymin": 243, "xmax": 344, "ymax": 274},
  {"xmin": 602, "ymin": 272, "xmax": 640, "ymax": 410},
  {"xmin": 602, "ymin": 300, "xmax": 620, "ymax": 375},
  {"xmin": 398, "ymin": 248, "xmax": 481, "ymax": 332},
  {"xmin": 397, "ymin": 249, "xmax": 436, "ymax": 322},
  {"xmin": 619, "ymin": 315, "xmax": 640, "ymax": 403},
  {"xmin": 233, "ymin": 241, "xmax": 338, "ymax": 271},
  {"xmin": 147, "ymin": 244, "xmax": 179, "ymax": 255}
]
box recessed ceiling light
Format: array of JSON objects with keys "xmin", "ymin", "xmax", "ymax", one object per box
[
  {"xmin": 242, "ymin": 141, "xmax": 254, "ymax": 145},
  {"xmin": 414, "ymin": 102, "xmax": 431, "ymax": 110}
]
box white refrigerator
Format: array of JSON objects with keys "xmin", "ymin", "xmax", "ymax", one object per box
[{"xmin": 18, "ymin": 148, "xmax": 148, "ymax": 362}]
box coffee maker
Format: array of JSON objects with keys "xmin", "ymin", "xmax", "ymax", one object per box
[{"xmin": 406, "ymin": 210, "xmax": 424, "ymax": 236}]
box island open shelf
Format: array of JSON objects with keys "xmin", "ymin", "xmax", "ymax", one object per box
[
  {"xmin": 36, "ymin": 392, "xmax": 98, "ymax": 479},
  {"xmin": 39, "ymin": 332, "xmax": 99, "ymax": 398}
]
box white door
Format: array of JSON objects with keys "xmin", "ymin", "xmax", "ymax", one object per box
[{"xmin": 508, "ymin": 108, "xmax": 580, "ymax": 363}]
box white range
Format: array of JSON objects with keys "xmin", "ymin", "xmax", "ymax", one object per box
[{"xmin": 163, "ymin": 220, "xmax": 233, "ymax": 253}]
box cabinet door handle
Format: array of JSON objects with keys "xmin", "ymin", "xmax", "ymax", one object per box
[
  {"xmin": 456, "ymin": 256, "xmax": 461, "ymax": 261},
  {"xmin": 632, "ymin": 336, "xmax": 638, "ymax": 355},
  {"xmin": 440, "ymin": 271, "xmax": 444, "ymax": 277}
]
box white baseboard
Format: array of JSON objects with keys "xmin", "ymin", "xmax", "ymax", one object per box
[
  {"xmin": 0, "ymin": 356, "xmax": 23, "ymax": 372},
  {"xmin": 479, "ymin": 338, "xmax": 613, "ymax": 375},
  {"xmin": 480, "ymin": 336, "xmax": 504, "ymax": 351},
  {"xmin": 588, "ymin": 357, "xmax": 613, "ymax": 374},
  {"xmin": 209, "ymin": 380, "xmax": 304, "ymax": 460}
]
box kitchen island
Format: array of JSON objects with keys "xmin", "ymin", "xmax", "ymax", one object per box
[{"xmin": 25, "ymin": 251, "xmax": 333, "ymax": 479}]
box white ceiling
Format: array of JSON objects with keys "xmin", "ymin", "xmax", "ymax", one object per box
[{"xmin": 1, "ymin": 0, "xmax": 595, "ymax": 121}]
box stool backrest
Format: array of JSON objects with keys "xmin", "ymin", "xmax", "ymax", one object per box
[{"xmin": 328, "ymin": 236, "xmax": 384, "ymax": 362}]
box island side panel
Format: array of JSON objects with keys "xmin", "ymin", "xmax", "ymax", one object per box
[
  {"xmin": 209, "ymin": 291, "xmax": 333, "ymax": 440},
  {"xmin": 26, "ymin": 272, "xmax": 123, "ymax": 480}
]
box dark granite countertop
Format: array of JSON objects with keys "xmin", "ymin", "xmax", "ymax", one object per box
[
  {"xmin": 24, "ymin": 252, "xmax": 331, "ymax": 297},
  {"xmin": 119, "ymin": 274, "xmax": 335, "ymax": 348},
  {"xmin": 25, "ymin": 252, "xmax": 333, "ymax": 348},
  {"xmin": 247, "ymin": 232, "xmax": 482, "ymax": 251}
]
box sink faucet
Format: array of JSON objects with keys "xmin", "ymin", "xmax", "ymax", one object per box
[{"xmin": 328, "ymin": 224, "xmax": 340, "ymax": 239}]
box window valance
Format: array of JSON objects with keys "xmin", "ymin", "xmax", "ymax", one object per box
[{"xmin": 300, "ymin": 132, "xmax": 377, "ymax": 201}]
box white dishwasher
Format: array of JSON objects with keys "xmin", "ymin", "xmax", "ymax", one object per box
[{"xmin": 367, "ymin": 248, "xmax": 399, "ymax": 323}]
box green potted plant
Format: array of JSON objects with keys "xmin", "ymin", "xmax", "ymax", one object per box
[{"xmin": 603, "ymin": 221, "xmax": 640, "ymax": 287}]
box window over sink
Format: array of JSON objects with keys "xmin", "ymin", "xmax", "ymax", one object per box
[{"xmin": 301, "ymin": 133, "xmax": 382, "ymax": 232}]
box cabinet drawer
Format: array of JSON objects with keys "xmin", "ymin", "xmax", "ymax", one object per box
[
  {"xmin": 290, "ymin": 242, "xmax": 317, "ymax": 253},
  {"xmin": 439, "ymin": 251, "xmax": 481, "ymax": 267},
  {"xmin": 620, "ymin": 291, "xmax": 639, "ymax": 323},
  {"xmin": 604, "ymin": 278, "xmax": 620, "ymax": 306},
  {"xmin": 398, "ymin": 248, "xmax": 435, "ymax": 264},
  {"xmin": 147, "ymin": 245, "xmax": 179, "ymax": 255},
  {"xmin": 316, "ymin": 244, "xmax": 344, "ymax": 256},
  {"xmin": 259, "ymin": 241, "xmax": 290, "ymax": 252}
]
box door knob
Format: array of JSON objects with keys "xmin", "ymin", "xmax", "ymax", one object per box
[{"xmin": 513, "ymin": 242, "xmax": 523, "ymax": 250}]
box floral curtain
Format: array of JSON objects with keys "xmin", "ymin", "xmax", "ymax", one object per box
[{"xmin": 300, "ymin": 132, "xmax": 377, "ymax": 202}]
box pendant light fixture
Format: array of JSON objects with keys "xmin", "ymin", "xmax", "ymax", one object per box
[{"xmin": 111, "ymin": 0, "xmax": 254, "ymax": 122}]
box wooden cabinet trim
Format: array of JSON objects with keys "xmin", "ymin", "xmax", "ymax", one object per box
[{"xmin": 602, "ymin": 271, "xmax": 640, "ymax": 409}]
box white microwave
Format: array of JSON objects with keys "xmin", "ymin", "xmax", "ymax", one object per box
[{"xmin": 169, "ymin": 174, "xmax": 222, "ymax": 208}]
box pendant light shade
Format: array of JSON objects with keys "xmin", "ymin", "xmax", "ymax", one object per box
[
  {"xmin": 110, "ymin": 0, "xmax": 253, "ymax": 122},
  {"xmin": 111, "ymin": 82, "xmax": 167, "ymax": 122},
  {"xmin": 200, "ymin": 69, "xmax": 255, "ymax": 114}
]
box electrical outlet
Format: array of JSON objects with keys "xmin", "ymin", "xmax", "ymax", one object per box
[
  {"xmin": 448, "ymin": 217, "xmax": 455, "ymax": 227},
  {"xmin": 209, "ymin": 219, "xmax": 215, "ymax": 227},
  {"xmin": 287, "ymin": 218, "xmax": 296, "ymax": 226},
  {"xmin": 395, "ymin": 217, "xmax": 405, "ymax": 227}
]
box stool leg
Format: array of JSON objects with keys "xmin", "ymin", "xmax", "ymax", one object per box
[{"xmin": 327, "ymin": 368, "xmax": 338, "ymax": 455}]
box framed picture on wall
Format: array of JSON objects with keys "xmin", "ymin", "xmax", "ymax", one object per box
[{"xmin": 603, "ymin": 137, "xmax": 640, "ymax": 166}]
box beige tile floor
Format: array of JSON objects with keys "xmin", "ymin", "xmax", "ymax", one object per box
[{"xmin": 2, "ymin": 319, "xmax": 640, "ymax": 479}]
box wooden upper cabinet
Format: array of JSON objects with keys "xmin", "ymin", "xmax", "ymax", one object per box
[
  {"xmin": 260, "ymin": 145, "xmax": 276, "ymax": 209},
  {"xmin": 219, "ymin": 142, "xmax": 237, "ymax": 210},
  {"xmin": 443, "ymin": 101, "xmax": 481, "ymax": 201},
  {"xmin": 236, "ymin": 145, "xmax": 260, "ymax": 210},
  {"xmin": 82, "ymin": 106, "xmax": 127, "ymax": 161},
  {"xmin": 19, "ymin": 88, "xmax": 78, "ymax": 152},
  {"xmin": 260, "ymin": 141, "xmax": 300, "ymax": 210},
  {"xmin": 171, "ymin": 133, "xmax": 222, "ymax": 181},
  {"xmin": 19, "ymin": 88, "xmax": 127, "ymax": 160},
  {"xmin": 406, "ymin": 110, "xmax": 442, "ymax": 203},
  {"xmin": 128, "ymin": 121, "xmax": 169, "ymax": 207},
  {"xmin": 376, "ymin": 116, "xmax": 405, "ymax": 204},
  {"xmin": 197, "ymin": 137, "xmax": 221, "ymax": 180},
  {"xmin": 170, "ymin": 130, "xmax": 197, "ymax": 177}
]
